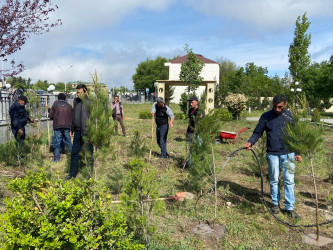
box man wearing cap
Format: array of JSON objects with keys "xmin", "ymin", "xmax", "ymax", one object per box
[
  {"xmin": 186, "ymin": 96, "xmax": 205, "ymax": 138},
  {"xmin": 49, "ymin": 93, "xmax": 73, "ymax": 162},
  {"xmin": 185, "ymin": 96, "xmax": 205, "ymax": 167},
  {"xmin": 151, "ymin": 97, "xmax": 174, "ymax": 158},
  {"xmin": 9, "ymin": 95, "xmax": 34, "ymax": 144},
  {"xmin": 244, "ymin": 94, "xmax": 302, "ymax": 219}
]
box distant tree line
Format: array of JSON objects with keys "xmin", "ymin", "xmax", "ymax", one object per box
[{"xmin": 132, "ymin": 13, "xmax": 332, "ymax": 110}]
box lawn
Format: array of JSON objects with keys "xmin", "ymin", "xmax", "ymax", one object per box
[{"xmin": 0, "ymin": 102, "xmax": 332, "ymax": 249}]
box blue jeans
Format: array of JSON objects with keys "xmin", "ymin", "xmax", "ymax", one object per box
[
  {"xmin": 53, "ymin": 128, "xmax": 72, "ymax": 161},
  {"xmin": 69, "ymin": 130, "xmax": 93, "ymax": 178},
  {"xmin": 156, "ymin": 124, "xmax": 169, "ymax": 157},
  {"xmin": 266, "ymin": 153, "xmax": 295, "ymax": 210}
]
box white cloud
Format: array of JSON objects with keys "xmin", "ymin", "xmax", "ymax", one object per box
[
  {"xmin": 184, "ymin": 0, "xmax": 333, "ymax": 30},
  {"xmin": 6, "ymin": 0, "xmax": 333, "ymax": 90}
]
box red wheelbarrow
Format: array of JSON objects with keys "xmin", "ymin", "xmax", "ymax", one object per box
[{"xmin": 219, "ymin": 127, "xmax": 250, "ymax": 144}]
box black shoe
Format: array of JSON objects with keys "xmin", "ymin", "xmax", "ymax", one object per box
[
  {"xmin": 64, "ymin": 175, "xmax": 73, "ymax": 180},
  {"xmin": 271, "ymin": 205, "xmax": 280, "ymax": 214},
  {"xmin": 285, "ymin": 210, "xmax": 301, "ymax": 219}
]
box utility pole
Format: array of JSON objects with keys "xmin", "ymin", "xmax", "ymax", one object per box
[{"xmin": 57, "ymin": 65, "xmax": 74, "ymax": 93}]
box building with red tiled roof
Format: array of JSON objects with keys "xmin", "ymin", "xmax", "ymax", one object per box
[
  {"xmin": 162, "ymin": 54, "xmax": 219, "ymax": 104},
  {"xmin": 169, "ymin": 54, "xmax": 218, "ymax": 64}
]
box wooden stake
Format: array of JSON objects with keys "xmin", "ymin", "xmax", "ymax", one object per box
[{"xmin": 149, "ymin": 116, "xmax": 154, "ymax": 161}]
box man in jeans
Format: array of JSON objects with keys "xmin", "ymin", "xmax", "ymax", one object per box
[
  {"xmin": 151, "ymin": 97, "xmax": 174, "ymax": 158},
  {"xmin": 185, "ymin": 96, "xmax": 205, "ymax": 168},
  {"xmin": 49, "ymin": 93, "xmax": 73, "ymax": 162},
  {"xmin": 65, "ymin": 84, "xmax": 93, "ymax": 179},
  {"xmin": 244, "ymin": 94, "xmax": 302, "ymax": 219},
  {"xmin": 111, "ymin": 95, "xmax": 127, "ymax": 136}
]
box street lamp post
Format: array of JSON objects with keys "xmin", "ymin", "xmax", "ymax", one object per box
[
  {"xmin": 290, "ymin": 81, "xmax": 302, "ymax": 109},
  {"xmin": 57, "ymin": 65, "xmax": 73, "ymax": 93}
]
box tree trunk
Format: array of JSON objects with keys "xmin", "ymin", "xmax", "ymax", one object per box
[{"xmin": 310, "ymin": 158, "xmax": 320, "ymax": 241}]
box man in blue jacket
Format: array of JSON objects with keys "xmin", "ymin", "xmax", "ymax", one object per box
[
  {"xmin": 9, "ymin": 95, "xmax": 34, "ymax": 144},
  {"xmin": 245, "ymin": 94, "xmax": 302, "ymax": 219}
]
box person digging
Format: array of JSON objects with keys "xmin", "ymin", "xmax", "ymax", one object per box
[{"xmin": 244, "ymin": 94, "xmax": 302, "ymax": 219}]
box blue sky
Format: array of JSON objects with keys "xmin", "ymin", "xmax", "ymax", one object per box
[{"xmin": 13, "ymin": 0, "xmax": 333, "ymax": 89}]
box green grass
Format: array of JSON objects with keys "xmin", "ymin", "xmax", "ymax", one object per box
[{"xmin": 1, "ymin": 102, "xmax": 333, "ymax": 249}]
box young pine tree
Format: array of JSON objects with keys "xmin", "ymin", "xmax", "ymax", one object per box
[
  {"xmin": 85, "ymin": 71, "xmax": 115, "ymax": 180},
  {"xmin": 283, "ymin": 95, "xmax": 324, "ymax": 241},
  {"xmin": 121, "ymin": 159, "xmax": 163, "ymax": 248}
]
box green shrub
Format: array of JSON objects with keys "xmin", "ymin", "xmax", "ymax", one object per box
[
  {"xmin": 311, "ymin": 108, "xmax": 321, "ymax": 123},
  {"xmin": 0, "ymin": 135, "xmax": 44, "ymax": 168},
  {"xmin": 225, "ymin": 93, "xmax": 248, "ymax": 119},
  {"xmin": 174, "ymin": 113, "xmax": 186, "ymax": 120},
  {"xmin": 128, "ymin": 131, "xmax": 147, "ymax": 157},
  {"xmin": 139, "ymin": 111, "xmax": 152, "ymax": 119},
  {"xmin": 260, "ymin": 97, "xmax": 270, "ymax": 110},
  {"xmin": 0, "ymin": 170, "xmax": 143, "ymax": 249},
  {"xmin": 247, "ymin": 97, "xmax": 261, "ymax": 110},
  {"xmin": 212, "ymin": 108, "xmax": 232, "ymax": 122}
]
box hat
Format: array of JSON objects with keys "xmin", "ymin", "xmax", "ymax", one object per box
[
  {"xmin": 156, "ymin": 97, "xmax": 164, "ymax": 103},
  {"xmin": 188, "ymin": 96, "xmax": 199, "ymax": 102},
  {"xmin": 18, "ymin": 95, "xmax": 29, "ymax": 104}
]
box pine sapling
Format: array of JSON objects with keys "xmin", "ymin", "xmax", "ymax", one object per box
[{"xmin": 283, "ymin": 95, "xmax": 324, "ymax": 241}]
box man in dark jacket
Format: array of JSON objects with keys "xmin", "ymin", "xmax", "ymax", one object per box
[
  {"xmin": 66, "ymin": 84, "xmax": 93, "ymax": 179},
  {"xmin": 186, "ymin": 96, "xmax": 205, "ymax": 137},
  {"xmin": 245, "ymin": 94, "xmax": 302, "ymax": 219},
  {"xmin": 49, "ymin": 93, "xmax": 73, "ymax": 162},
  {"xmin": 9, "ymin": 95, "xmax": 34, "ymax": 144},
  {"xmin": 151, "ymin": 97, "xmax": 174, "ymax": 158},
  {"xmin": 111, "ymin": 95, "xmax": 126, "ymax": 136},
  {"xmin": 185, "ymin": 96, "xmax": 205, "ymax": 167}
]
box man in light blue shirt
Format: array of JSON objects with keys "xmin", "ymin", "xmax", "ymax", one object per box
[{"xmin": 151, "ymin": 97, "xmax": 174, "ymax": 158}]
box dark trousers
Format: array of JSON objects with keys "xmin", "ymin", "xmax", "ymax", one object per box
[
  {"xmin": 156, "ymin": 124, "xmax": 169, "ymax": 157},
  {"xmin": 11, "ymin": 127, "xmax": 25, "ymax": 146},
  {"xmin": 114, "ymin": 114, "xmax": 126, "ymax": 135},
  {"xmin": 69, "ymin": 130, "xmax": 93, "ymax": 178}
]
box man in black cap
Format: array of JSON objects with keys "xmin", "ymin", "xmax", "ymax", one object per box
[
  {"xmin": 151, "ymin": 97, "xmax": 174, "ymax": 158},
  {"xmin": 49, "ymin": 93, "xmax": 73, "ymax": 162},
  {"xmin": 9, "ymin": 95, "xmax": 34, "ymax": 144},
  {"xmin": 244, "ymin": 94, "xmax": 302, "ymax": 219},
  {"xmin": 185, "ymin": 96, "xmax": 205, "ymax": 167}
]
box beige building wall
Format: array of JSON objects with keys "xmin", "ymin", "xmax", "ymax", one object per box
[{"xmin": 164, "ymin": 62, "xmax": 219, "ymax": 104}]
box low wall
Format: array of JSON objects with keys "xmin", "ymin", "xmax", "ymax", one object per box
[{"xmin": 0, "ymin": 119, "xmax": 53, "ymax": 144}]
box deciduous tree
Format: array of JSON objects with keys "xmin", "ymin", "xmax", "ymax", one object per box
[
  {"xmin": 179, "ymin": 44, "xmax": 204, "ymax": 101},
  {"xmin": 0, "ymin": 0, "xmax": 61, "ymax": 76},
  {"xmin": 288, "ymin": 12, "xmax": 311, "ymax": 82},
  {"xmin": 132, "ymin": 56, "xmax": 168, "ymax": 93}
]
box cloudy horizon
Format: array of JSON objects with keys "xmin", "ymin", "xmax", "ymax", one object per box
[{"xmin": 7, "ymin": 0, "xmax": 333, "ymax": 89}]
